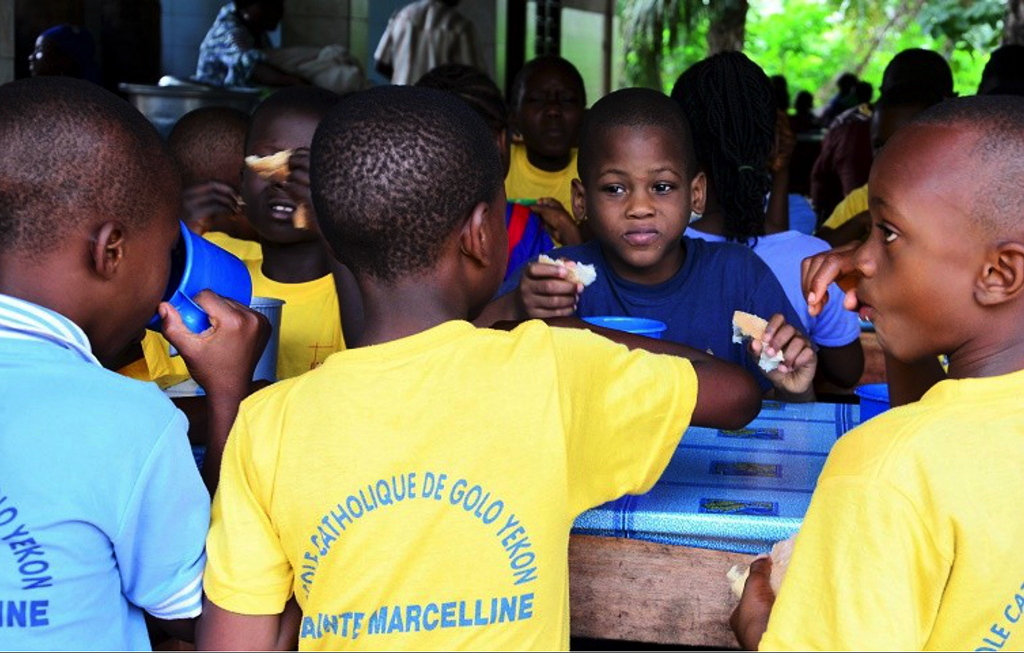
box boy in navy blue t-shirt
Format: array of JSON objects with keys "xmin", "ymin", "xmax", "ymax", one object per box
[{"xmin": 480, "ymin": 88, "xmax": 817, "ymax": 400}]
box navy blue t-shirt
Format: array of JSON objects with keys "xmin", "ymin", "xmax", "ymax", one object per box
[{"xmin": 497, "ymin": 236, "xmax": 804, "ymax": 391}]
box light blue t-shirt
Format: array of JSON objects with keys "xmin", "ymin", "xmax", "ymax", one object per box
[
  {"xmin": 0, "ymin": 294, "xmax": 208, "ymax": 650},
  {"xmin": 685, "ymin": 228, "xmax": 860, "ymax": 348}
]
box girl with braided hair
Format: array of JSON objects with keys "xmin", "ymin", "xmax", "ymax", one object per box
[{"xmin": 671, "ymin": 51, "xmax": 864, "ymax": 391}]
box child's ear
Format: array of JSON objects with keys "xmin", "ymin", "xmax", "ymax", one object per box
[
  {"xmin": 571, "ymin": 178, "xmax": 586, "ymax": 223},
  {"xmin": 90, "ymin": 221, "xmax": 126, "ymax": 279},
  {"xmin": 458, "ymin": 201, "xmax": 496, "ymax": 268},
  {"xmin": 689, "ymin": 171, "xmax": 707, "ymax": 216},
  {"xmin": 976, "ymin": 242, "xmax": 1024, "ymax": 306}
]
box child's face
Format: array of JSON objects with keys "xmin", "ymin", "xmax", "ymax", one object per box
[
  {"xmin": 242, "ymin": 107, "xmax": 322, "ymax": 245},
  {"xmin": 856, "ymin": 123, "xmax": 985, "ymax": 363},
  {"xmin": 573, "ymin": 125, "xmax": 705, "ymax": 285},
  {"xmin": 513, "ymin": 64, "xmax": 585, "ymax": 160}
]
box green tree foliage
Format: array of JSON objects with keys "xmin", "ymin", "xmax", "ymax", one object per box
[{"xmin": 622, "ymin": 0, "xmax": 1006, "ymax": 100}]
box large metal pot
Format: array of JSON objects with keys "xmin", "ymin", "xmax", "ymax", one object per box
[{"xmin": 120, "ymin": 82, "xmax": 264, "ymax": 140}]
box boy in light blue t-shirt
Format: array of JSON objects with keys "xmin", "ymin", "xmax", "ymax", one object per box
[{"xmin": 0, "ymin": 77, "xmax": 265, "ymax": 649}]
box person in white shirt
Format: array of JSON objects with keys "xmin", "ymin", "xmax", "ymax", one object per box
[{"xmin": 374, "ymin": 0, "xmax": 485, "ymax": 85}]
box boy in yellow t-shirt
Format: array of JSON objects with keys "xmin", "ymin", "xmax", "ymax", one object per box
[
  {"xmin": 168, "ymin": 105, "xmax": 263, "ymax": 264},
  {"xmin": 239, "ymin": 86, "xmax": 363, "ymax": 380},
  {"xmin": 733, "ymin": 96, "xmax": 1024, "ymax": 650},
  {"xmin": 196, "ymin": 85, "xmax": 762, "ymax": 651},
  {"xmin": 506, "ymin": 55, "xmax": 587, "ymax": 245}
]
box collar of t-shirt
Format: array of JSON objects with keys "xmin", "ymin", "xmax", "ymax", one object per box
[{"xmin": 0, "ymin": 293, "xmax": 100, "ymax": 366}]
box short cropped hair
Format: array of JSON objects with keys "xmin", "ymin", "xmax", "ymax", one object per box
[
  {"xmin": 0, "ymin": 77, "xmax": 178, "ymax": 254},
  {"xmin": 978, "ymin": 44, "xmax": 1024, "ymax": 96},
  {"xmin": 246, "ymin": 85, "xmax": 341, "ymax": 151},
  {"xmin": 509, "ymin": 55, "xmax": 586, "ymax": 110},
  {"xmin": 576, "ymin": 87, "xmax": 696, "ymax": 185},
  {"xmin": 310, "ymin": 85, "xmax": 504, "ymax": 283},
  {"xmin": 167, "ymin": 106, "xmax": 249, "ymax": 186},
  {"xmin": 880, "ymin": 48, "xmax": 954, "ymax": 99},
  {"xmin": 416, "ymin": 63, "xmax": 507, "ymax": 135},
  {"xmin": 909, "ymin": 95, "xmax": 1024, "ymax": 236}
]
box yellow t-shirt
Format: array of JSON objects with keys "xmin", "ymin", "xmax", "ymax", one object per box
[
  {"xmin": 117, "ymin": 330, "xmax": 190, "ymax": 389},
  {"xmin": 247, "ymin": 260, "xmax": 345, "ymax": 381},
  {"xmin": 505, "ymin": 142, "xmax": 579, "ymax": 216},
  {"xmin": 820, "ymin": 183, "xmax": 869, "ymax": 231},
  {"xmin": 205, "ymin": 320, "xmax": 698, "ymax": 651},
  {"xmin": 204, "ymin": 231, "xmax": 263, "ymax": 264},
  {"xmin": 761, "ymin": 369, "xmax": 1024, "ymax": 650}
]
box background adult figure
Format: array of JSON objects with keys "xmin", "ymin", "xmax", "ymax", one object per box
[
  {"xmin": 790, "ymin": 91, "xmax": 819, "ymax": 134},
  {"xmin": 771, "ymin": 74, "xmax": 790, "ymax": 113},
  {"xmin": 819, "ymin": 71, "xmax": 858, "ymax": 126},
  {"xmin": 195, "ymin": 0, "xmax": 308, "ymax": 88},
  {"xmin": 28, "ymin": 24, "xmax": 102, "ymax": 85},
  {"xmin": 374, "ymin": 0, "xmax": 485, "ymax": 85},
  {"xmin": 977, "ymin": 44, "xmax": 1024, "ymax": 96},
  {"xmin": 810, "ymin": 48, "xmax": 953, "ymax": 228}
]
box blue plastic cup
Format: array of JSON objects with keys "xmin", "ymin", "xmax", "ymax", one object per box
[
  {"xmin": 147, "ymin": 222, "xmax": 253, "ymax": 334},
  {"xmin": 583, "ymin": 316, "xmax": 668, "ymax": 339},
  {"xmin": 248, "ymin": 297, "xmax": 284, "ymax": 382},
  {"xmin": 855, "ymin": 383, "xmax": 891, "ymax": 423}
]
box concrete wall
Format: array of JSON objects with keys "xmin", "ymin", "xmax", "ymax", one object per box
[
  {"xmin": 161, "ymin": 0, "xmax": 222, "ymax": 80},
  {"xmin": 1, "ymin": 0, "xmax": 13, "ymax": 84}
]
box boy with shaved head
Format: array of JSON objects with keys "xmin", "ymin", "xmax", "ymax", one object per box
[
  {"xmin": 197, "ymin": 84, "xmax": 762, "ymax": 651},
  {"xmin": 0, "ymin": 77, "xmax": 265, "ymax": 648},
  {"xmin": 733, "ymin": 95, "xmax": 1024, "ymax": 649}
]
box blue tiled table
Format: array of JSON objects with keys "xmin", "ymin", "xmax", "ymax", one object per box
[
  {"xmin": 572, "ymin": 401, "xmax": 858, "ymax": 555},
  {"xmin": 568, "ymin": 401, "xmax": 859, "ymax": 648}
]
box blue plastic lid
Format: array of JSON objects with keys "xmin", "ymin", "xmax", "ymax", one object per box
[
  {"xmin": 854, "ymin": 383, "xmax": 890, "ymax": 403},
  {"xmin": 583, "ymin": 316, "xmax": 668, "ymax": 338}
]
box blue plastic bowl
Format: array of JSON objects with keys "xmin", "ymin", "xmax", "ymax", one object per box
[
  {"xmin": 855, "ymin": 383, "xmax": 891, "ymax": 423},
  {"xmin": 583, "ymin": 316, "xmax": 668, "ymax": 339},
  {"xmin": 147, "ymin": 222, "xmax": 253, "ymax": 334}
]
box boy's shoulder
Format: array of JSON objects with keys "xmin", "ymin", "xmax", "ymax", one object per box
[
  {"xmin": 683, "ymin": 235, "xmax": 773, "ymax": 273},
  {"xmin": 69, "ymin": 365, "xmax": 184, "ymax": 435},
  {"xmin": 827, "ymin": 373, "xmax": 1024, "ymax": 482}
]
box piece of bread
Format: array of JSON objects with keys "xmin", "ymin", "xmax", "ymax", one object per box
[
  {"xmin": 732, "ymin": 310, "xmax": 768, "ymax": 341},
  {"xmin": 732, "ymin": 310, "xmax": 784, "ymax": 372},
  {"xmin": 245, "ymin": 149, "xmax": 293, "ymax": 183},
  {"xmin": 727, "ymin": 535, "xmax": 796, "ymax": 600},
  {"xmin": 538, "ymin": 254, "xmax": 597, "ymax": 287},
  {"xmin": 292, "ymin": 204, "xmax": 310, "ymax": 230},
  {"xmin": 245, "ymin": 150, "xmax": 311, "ymax": 230}
]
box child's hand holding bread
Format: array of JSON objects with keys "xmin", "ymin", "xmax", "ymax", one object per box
[
  {"xmin": 514, "ymin": 255, "xmax": 596, "ymax": 319},
  {"xmin": 733, "ymin": 310, "xmax": 818, "ymax": 400}
]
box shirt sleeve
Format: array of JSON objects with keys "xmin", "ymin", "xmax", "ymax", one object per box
[
  {"xmin": 452, "ymin": 21, "xmax": 483, "ymax": 70},
  {"xmin": 821, "ymin": 184, "xmax": 868, "ymax": 230},
  {"xmin": 548, "ymin": 327, "xmax": 698, "ymax": 516},
  {"xmin": 203, "ymin": 407, "xmax": 294, "ymax": 615},
  {"xmin": 373, "ymin": 14, "xmax": 397, "ymax": 66},
  {"xmin": 761, "ymin": 475, "xmax": 947, "ymax": 650},
  {"xmin": 113, "ymin": 411, "xmax": 209, "ymax": 620}
]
